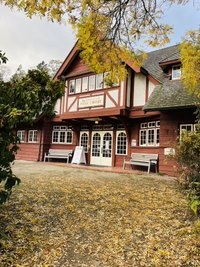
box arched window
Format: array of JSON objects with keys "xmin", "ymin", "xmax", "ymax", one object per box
[
  {"xmin": 80, "ymin": 132, "xmax": 89, "ymax": 152},
  {"xmin": 116, "ymin": 131, "xmax": 127, "ymax": 155}
]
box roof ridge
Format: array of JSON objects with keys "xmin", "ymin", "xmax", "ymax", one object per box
[{"xmin": 146, "ymin": 43, "xmax": 180, "ymax": 55}]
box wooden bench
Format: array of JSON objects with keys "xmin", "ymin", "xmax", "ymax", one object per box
[
  {"xmin": 123, "ymin": 153, "xmax": 158, "ymax": 173},
  {"xmin": 44, "ymin": 149, "xmax": 73, "ymax": 163}
]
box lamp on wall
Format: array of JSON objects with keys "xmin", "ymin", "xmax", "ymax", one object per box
[{"xmin": 95, "ymin": 120, "xmax": 99, "ymax": 124}]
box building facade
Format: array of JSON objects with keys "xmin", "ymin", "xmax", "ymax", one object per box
[{"xmin": 15, "ymin": 43, "xmax": 199, "ymax": 176}]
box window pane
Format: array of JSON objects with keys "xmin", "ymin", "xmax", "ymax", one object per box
[
  {"xmin": 69, "ymin": 80, "xmax": 75, "ymax": 93},
  {"xmin": 116, "ymin": 132, "xmax": 127, "ymax": 155},
  {"xmin": 17, "ymin": 130, "xmax": 25, "ymax": 142},
  {"xmin": 140, "ymin": 130, "xmax": 146, "ymax": 146},
  {"xmin": 75, "ymin": 78, "xmax": 81, "ymax": 93},
  {"xmin": 82, "ymin": 77, "xmax": 88, "ymax": 92},
  {"xmin": 60, "ymin": 131, "xmax": 66, "ymax": 143},
  {"xmin": 53, "ymin": 131, "xmax": 59, "ymax": 143},
  {"xmin": 172, "ymin": 65, "xmax": 181, "ymax": 80},
  {"xmin": 156, "ymin": 129, "xmax": 160, "ymax": 145},
  {"xmin": 89, "ymin": 75, "xmax": 95, "ymax": 91},
  {"xmin": 33, "ymin": 131, "xmax": 37, "ymax": 142},
  {"xmin": 80, "ymin": 133, "xmax": 88, "ymax": 152},
  {"xmin": 92, "ymin": 133, "xmax": 101, "ymax": 156},
  {"xmin": 29, "ymin": 131, "xmax": 33, "ymax": 142},
  {"xmin": 96, "ymin": 73, "xmax": 103, "ymax": 89},
  {"xmin": 66, "ymin": 132, "xmax": 72, "ymax": 144},
  {"xmin": 148, "ymin": 129, "xmax": 155, "ymax": 145}
]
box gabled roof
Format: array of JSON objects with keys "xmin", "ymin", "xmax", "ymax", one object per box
[
  {"xmin": 54, "ymin": 42, "xmax": 142, "ymax": 80},
  {"xmin": 143, "ymin": 80, "xmax": 199, "ymax": 111}
]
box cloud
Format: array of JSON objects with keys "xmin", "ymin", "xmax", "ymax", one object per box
[{"xmin": 0, "ymin": 5, "xmax": 75, "ymax": 75}]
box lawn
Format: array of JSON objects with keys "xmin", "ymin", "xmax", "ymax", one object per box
[{"xmin": 0, "ymin": 161, "xmax": 199, "ymax": 267}]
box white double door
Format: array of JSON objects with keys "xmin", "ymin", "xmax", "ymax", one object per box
[{"xmin": 90, "ymin": 131, "xmax": 113, "ymax": 166}]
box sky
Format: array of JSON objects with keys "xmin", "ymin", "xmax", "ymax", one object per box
[{"xmin": 0, "ymin": 1, "xmax": 200, "ymax": 76}]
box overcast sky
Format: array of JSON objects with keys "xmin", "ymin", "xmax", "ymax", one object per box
[{"xmin": 0, "ymin": 1, "xmax": 200, "ymax": 76}]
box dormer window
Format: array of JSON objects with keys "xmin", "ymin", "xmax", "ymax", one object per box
[{"xmin": 172, "ymin": 65, "xmax": 181, "ymax": 80}]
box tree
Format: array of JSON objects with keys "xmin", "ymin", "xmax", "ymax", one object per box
[
  {"xmin": 180, "ymin": 30, "xmax": 200, "ymax": 98},
  {"xmin": 0, "ymin": 65, "xmax": 65, "ymax": 204},
  {"xmin": 0, "ymin": 0, "xmax": 192, "ymax": 80}
]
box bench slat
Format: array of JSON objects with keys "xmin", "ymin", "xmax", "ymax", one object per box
[{"xmin": 123, "ymin": 153, "xmax": 158, "ymax": 173}]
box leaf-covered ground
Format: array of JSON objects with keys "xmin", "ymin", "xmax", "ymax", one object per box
[{"xmin": 0, "ymin": 161, "xmax": 199, "ymax": 267}]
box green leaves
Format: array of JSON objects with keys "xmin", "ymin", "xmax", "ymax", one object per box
[
  {"xmin": 0, "ymin": 65, "xmax": 65, "ymax": 204},
  {"xmin": 175, "ymin": 114, "xmax": 200, "ymax": 216},
  {"xmin": 0, "ymin": 50, "xmax": 8, "ymax": 64}
]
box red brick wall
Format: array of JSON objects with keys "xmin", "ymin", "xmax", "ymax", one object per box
[
  {"xmin": 16, "ymin": 143, "xmax": 40, "ymax": 161},
  {"xmin": 16, "ymin": 127, "xmax": 42, "ymax": 161}
]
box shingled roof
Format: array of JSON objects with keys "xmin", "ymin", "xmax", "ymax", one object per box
[
  {"xmin": 143, "ymin": 80, "xmax": 199, "ymax": 111},
  {"xmin": 143, "ymin": 44, "xmax": 200, "ymax": 111},
  {"xmin": 143, "ymin": 44, "xmax": 180, "ymax": 83}
]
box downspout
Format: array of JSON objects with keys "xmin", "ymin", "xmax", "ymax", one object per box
[{"xmin": 37, "ymin": 126, "xmax": 43, "ymax": 162}]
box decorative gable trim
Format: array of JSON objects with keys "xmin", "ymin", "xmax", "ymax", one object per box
[{"xmin": 53, "ymin": 41, "xmax": 79, "ymax": 80}]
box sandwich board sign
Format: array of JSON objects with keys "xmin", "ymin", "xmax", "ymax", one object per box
[{"xmin": 71, "ymin": 146, "xmax": 86, "ymax": 165}]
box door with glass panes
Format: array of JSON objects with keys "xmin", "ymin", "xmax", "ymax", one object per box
[{"xmin": 90, "ymin": 131, "xmax": 113, "ymax": 166}]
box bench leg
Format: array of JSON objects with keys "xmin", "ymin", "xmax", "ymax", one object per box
[
  {"xmin": 155, "ymin": 164, "xmax": 158, "ymax": 173},
  {"xmin": 148, "ymin": 163, "xmax": 151, "ymax": 173}
]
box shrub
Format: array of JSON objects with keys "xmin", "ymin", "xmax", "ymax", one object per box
[{"xmin": 175, "ymin": 129, "xmax": 200, "ymax": 216}]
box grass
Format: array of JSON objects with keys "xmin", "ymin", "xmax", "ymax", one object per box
[{"xmin": 0, "ymin": 161, "xmax": 199, "ymax": 266}]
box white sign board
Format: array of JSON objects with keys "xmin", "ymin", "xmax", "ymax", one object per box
[
  {"xmin": 164, "ymin": 148, "xmax": 175, "ymax": 156},
  {"xmin": 79, "ymin": 95, "xmax": 104, "ymax": 109},
  {"xmin": 71, "ymin": 146, "xmax": 86, "ymax": 164},
  {"xmin": 131, "ymin": 139, "xmax": 137, "ymax": 147}
]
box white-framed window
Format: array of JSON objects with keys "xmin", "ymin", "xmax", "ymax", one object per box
[
  {"xmin": 80, "ymin": 132, "xmax": 89, "ymax": 152},
  {"xmin": 68, "ymin": 72, "xmax": 120, "ymax": 94},
  {"xmin": 17, "ymin": 130, "xmax": 25, "ymax": 142},
  {"xmin": 116, "ymin": 131, "xmax": 127, "ymax": 155},
  {"xmin": 172, "ymin": 65, "xmax": 181, "ymax": 80},
  {"xmin": 139, "ymin": 121, "xmax": 160, "ymax": 146},
  {"xmin": 75, "ymin": 78, "xmax": 81, "ymax": 93},
  {"xmin": 28, "ymin": 130, "xmax": 37, "ymax": 143},
  {"xmin": 179, "ymin": 124, "xmax": 196, "ymax": 140},
  {"xmin": 52, "ymin": 126, "xmax": 73, "ymax": 144},
  {"xmin": 96, "ymin": 73, "xmax": 104, "ymax": 89},
  {"xmin": 141, "ymin": 122, "xmax": 148, "ymax": 129},
  {"xmin": 82, "ymin": 77, "xmax": 88, "ymax": 92},
  {"xmin": 89, "ymin": 75, "xmax": 95, "ymax": 91},
  {"xmin": 69, "ymin": 80, "xmax": 75, "ymax": 94},
  {"xmin": 140, "ymin": 130, "xmax": 147, "ymax": 146}
]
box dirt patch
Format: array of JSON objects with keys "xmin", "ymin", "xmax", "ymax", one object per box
[{"xmin": 0, "ymin": 160, "xmax": 199, "ymax": 266}]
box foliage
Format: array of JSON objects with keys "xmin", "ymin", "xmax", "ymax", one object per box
[
  {"xmin": 0, "ymin": 0, "xmax": 191, "ymax": 80},
  {"xmin": 0, "ymin": 50, "xmax": 7, "ymax": 64},
  {"xmin": 37, "ymin": 59, "xmax": 63, "ymax": 78},
  {"xmin": 175, "ymin": 116, "xmax": 200, "ymax": 216},
  {"xmin": 180, "ymin": 29, "xmax": 200, "ymax": 98},
  {"xmin": 0, "ymin": 66, "xmax": 65, "ymax": 204},
  {"xmin": 0, "ymin": 161, "xmax": 199, "ymax": 266}
]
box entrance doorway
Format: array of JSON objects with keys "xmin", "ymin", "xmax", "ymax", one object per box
[{"xmin": 90, "ymin": 131, "xmax": 113, "ymax": 166}]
